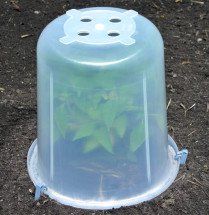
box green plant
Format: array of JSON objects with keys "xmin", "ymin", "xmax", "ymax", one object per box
[{"xmin": 53, "ymin": 68, "xmax": 146, "ymax": 156}]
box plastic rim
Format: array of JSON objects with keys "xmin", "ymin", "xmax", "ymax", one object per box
[{"xmin": 27, "ymin": 135, "xmax": 180, "ymax": 210}]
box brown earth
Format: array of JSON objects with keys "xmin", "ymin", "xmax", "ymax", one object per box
[{"xmin": 0, "ymin": 0, "xmax": 209, "ymax": 214}]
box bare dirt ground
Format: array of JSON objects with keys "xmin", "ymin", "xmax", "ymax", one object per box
[{"xmin": 0, "ymin": 0, "xmax": 209, "ymax": 214}]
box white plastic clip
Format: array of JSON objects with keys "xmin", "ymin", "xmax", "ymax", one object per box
[
  {"xmin": 175, "ymin": 149, "xmax": 188, "ymax": 165},
  {"xmin": 35, "ymin": 185, "xmax": 47, "ymax": 201}
]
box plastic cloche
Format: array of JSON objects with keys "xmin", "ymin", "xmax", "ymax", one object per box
[{"xmin": 27, "ymin": 7, "xmax": 188, "ymax": 210}]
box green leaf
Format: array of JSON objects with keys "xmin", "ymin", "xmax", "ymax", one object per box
[
  {"xmin": 54, "ymin": 105, "xmax": 69, "ymax": 139},
  {"xmin": 86, "ymin": 107, "xmax": 100, "ymax": 120},
  {"xmin": 70, "ymin": 74, "xmax": 93, "ymax": 89},
  {"xmin": 54, "ymin": 126, "xmax": 60, "ymax": 143},
  {"xmin": 93, "ymin": 127, "xmax": 114, "ymax": 154},
  {"xmin": 127, "ymin": 151, "xmax": 137, "ymax": 162},
  {"xmin": 129, "ymin": 122, "xmax": 145, "ymax": 152},
  {"xmin": 67, "ymin": 100, "xmax": 92, "ymax": 124},
  {"xmin": 73, "ymin": 95, "xmax": 101, "ymax": 120},
  {"xmin": 91, "ymin": 93, "xmax": 102, "ymax": 108},
  {"xmin": 125, "ymin": 105, "xmax": 139, "ymax": 112},
  {"xmin": 100, "ymin": 100, "xmax": 119, "ymax": 128},
  {"xmin": 102, "ymin": 91, "xmax": 118, "ymax": 100},
  {"xmin": 94, "ymin": 72, "xmax": 115, "ymax": 89},
  {"xmin": 73, "ymin": 123, "xmax": 95, "ymax": 141},
  {"xmin": 155, "ymin": 114, "xmax": 165, "ymax": 131},
  {"xmin": 83, "ymin": 138, "xmax": 99, "ymax": 153},
  {"xmin": 118, "ymin": 84, "xmax": 137, "ymax": 103},
  {"xmin": 113, "ymin": 115, "xmax": 127, "ymax": 138}
]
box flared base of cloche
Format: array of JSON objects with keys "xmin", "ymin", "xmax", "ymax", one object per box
[{"xmin": 27, "ymin": 136, "xmax": 181, "ymax": 210}]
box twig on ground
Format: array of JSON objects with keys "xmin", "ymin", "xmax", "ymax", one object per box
[
  {"xmin": 187, "ymin": 179, "xmax": 199, "ymax": 186},
  {"xmin": 193, "ymin": 177, "xmax": 209, "ymax": 188},
  {"xmin": 174, "ymin": 174, "xmax": 185, "ymax": 183},
  {"xmin": 187, "ymin": 179, "xmax": 209, "ymax": 198},
  {"xmin": 167, "ymin": 84, "xmax": 175, "ymax": 93},
  {"xmin": 11, "ymin": 0, "xmax": 21, "ymax": 12},
  {"xmin": 180, "ymin": 103, "xmax": 186, "ymax": 110},
  {"xmin": 188, "ymin": 130, "xmax": 196, "ymax": 136},
  {"xmin": 168, "ymin": 126, "xmax": 175, "ymax": 137},
  {"xmin": 181, "ymin": 60, "xmax": 191, "ymax": 65},
  {"xmin": 167, "ymin": 98, "xmax": 172, "ymax": 110},
  {"xmin": 191, "ymin": 0, "xmax": 205, "ymax": 5},
  {"xmin": 207, "ymin": 103, "xmax": 209, "ymax": 112},
  {"xmin": 180, "ymin": 103, "xmax": 196, "ymax": 116},
  {"xmin": 187, "ymin": 103, "xmax": 196, "ymax": 112},
  {"xmin": 21, "ymin": 34, "xmax": 33, "ymax": 38},
  {"xmin": 180, "ymin": 103, "xmax": 187, "ymax": 116},
  {"xmin": 152, "ymin": 2, "xmax": 159, "ymax": 9}
]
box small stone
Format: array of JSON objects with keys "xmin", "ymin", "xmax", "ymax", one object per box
[
  {"xmin": 162, "ymin": 198, "xmax": 175, "ymax": 208},
  {"xmin": 203, "ymin": 164, "xmax": 208, "ymax": 173},
  {"xmin": 34, "ymin": 10, "xmax": 40, "ymax": 14},
  {"xmin": 204, "ymin": 71, "xmax": 209, "ymax": 77},
  {"xmin": 43, "ymin": 199, "xmax": 49, "ymax": 204},
  {"xmin": 0, "ymin": 87, "xmax": 5, "ymax": 92},
  {"xmin": 197, "ymin": 38, "xmax": 202, "ymax": 42},
  {"xmin": 11, "ymin": 1, "xmax": 21, "ymax": 12},
  {"xmin": 29, "ymin": 188, "xmax": 34, "ymax": 194},
  {"xmin": 172, "ymin": 73, "xmax": 177, "ymax": 78}
]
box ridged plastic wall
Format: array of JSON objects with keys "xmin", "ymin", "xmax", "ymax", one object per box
[{"xmin": 29, "ymin": 7, "xmax": 184, "ymax": 209}]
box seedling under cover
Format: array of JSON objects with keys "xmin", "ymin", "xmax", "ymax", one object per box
[{"xmin": 27, "ymin": 7, "xmax": 188, "ymax": 209}]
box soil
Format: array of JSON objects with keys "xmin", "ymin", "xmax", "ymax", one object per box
[{"xmin": 0, "ymin": 0, "xmax": 209, "ymax": 214}]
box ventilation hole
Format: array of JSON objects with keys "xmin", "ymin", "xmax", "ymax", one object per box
[
  {"xmin": 109, "ymin": 18, "xmax": 121, "ymax": 23},
  {"xmin": 108, "ymin": 32, "xmax": 120, "ymax": 37},
  {"xmin": 81, "ymin": 18, "xmax": 92, "ymax": 22},
  {"xmin": 78, "ymin": 32, "xmax": 89, "ymax": 36}
]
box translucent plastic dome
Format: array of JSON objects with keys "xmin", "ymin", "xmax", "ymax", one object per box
[{"xmin": 27, "ymin": 7, "xmax": 188, "ymax": 209}]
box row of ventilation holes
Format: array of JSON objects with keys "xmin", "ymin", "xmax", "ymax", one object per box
[{"xmin": 78, "ymin": 18, "xmax": 121, "ymax": 37}]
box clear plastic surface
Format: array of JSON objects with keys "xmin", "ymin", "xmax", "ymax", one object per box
[{"xmin": 36, "ymin": 7, "xmax": 172, "ymax": 208}]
